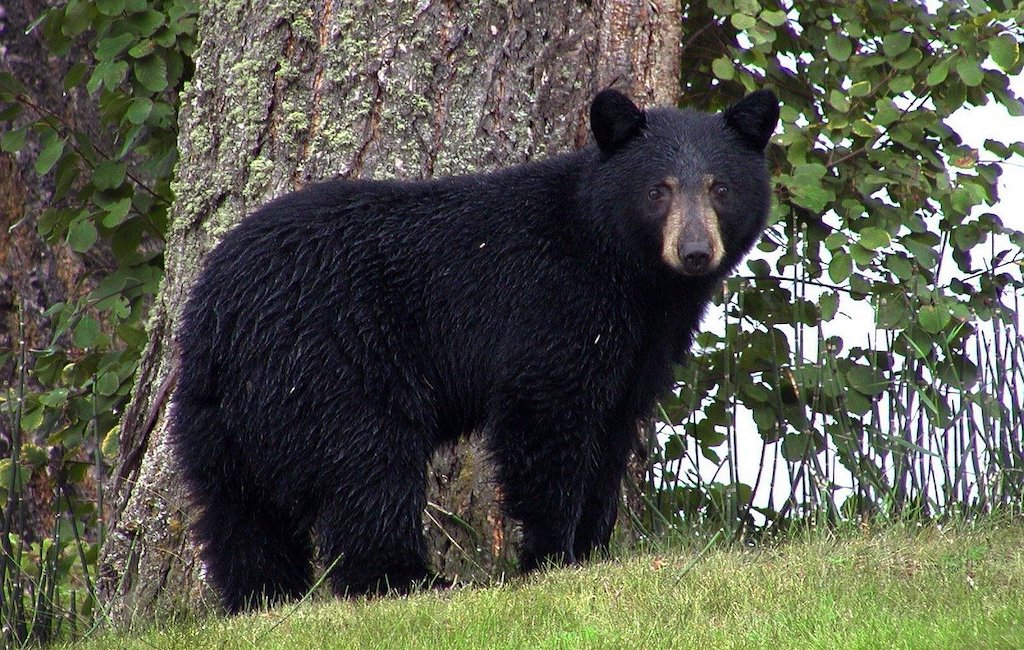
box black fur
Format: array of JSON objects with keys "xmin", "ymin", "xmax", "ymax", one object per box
[
  {"xmin": 591, "ymin": 88, "xmax": 647, "ymax": 152},
  {"xmin": 170, "ymin": 89, "xmax": 779, "ymax": 613}
]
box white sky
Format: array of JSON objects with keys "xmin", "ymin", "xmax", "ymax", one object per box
[{"xmin": 947, "ymin": 73, "xmax": 1024, "ymax": 232}]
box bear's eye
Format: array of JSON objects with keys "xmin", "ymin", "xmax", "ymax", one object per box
[
  {"xmin": 711, "ymin": 183, "xmax": 730, "ymax": 200},
  {"xmin": 647, "ymin": 185, "xmax": 668, "ymax": 202}
]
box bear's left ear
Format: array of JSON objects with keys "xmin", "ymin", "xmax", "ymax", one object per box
[
  {"xmin": 723, "ymin": 89, "xmax": 780, "ymax": 151},
  {"xmin": 591, "ymin": 88, "xmax": 647, "ymax": 153}
]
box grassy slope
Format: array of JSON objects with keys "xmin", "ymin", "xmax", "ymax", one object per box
[{"xmin": 70, "ymin": 523, "xmax": 1023, "ymax": 649}]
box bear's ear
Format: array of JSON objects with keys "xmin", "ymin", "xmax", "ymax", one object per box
[
  {"xmin": 723, "ymin": 89, "xmax": 780, "ymax": 151},
  {"xmin": 590, "ymin": 88, "xmax": 646, "ymax": 153}
]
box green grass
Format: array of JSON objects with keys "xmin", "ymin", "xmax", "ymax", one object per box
[{"xmin": 67, "ymin": 522, "xmax": 1024, "ymax": 649}]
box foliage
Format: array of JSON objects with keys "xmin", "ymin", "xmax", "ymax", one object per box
[
  {"xmin": 0, "ymin": 0, "xmax": 196, "ymax": 644},
  {"xmin": 649, "ymin": 0, "xmax": 1024, "ymax": 536}
]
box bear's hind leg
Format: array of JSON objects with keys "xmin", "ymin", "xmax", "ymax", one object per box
[
  {"xmin": 194, "ymin": 492, "xmax": 314, "ymax": 613},
  {"xmin": 314, "ymin": 431, "xmax": 433, "ymax": 598}
]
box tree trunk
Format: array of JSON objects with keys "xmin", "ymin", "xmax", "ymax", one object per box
[{"xmin": 100, "ymin": 0, "xmax": 681, "ymax": 620}]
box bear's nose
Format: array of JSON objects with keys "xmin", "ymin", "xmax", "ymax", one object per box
[{"xmin": 679, "ymin": 241, "xmax": 711, "ymax": 275}]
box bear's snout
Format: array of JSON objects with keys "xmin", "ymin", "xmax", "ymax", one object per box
[
  {"xmin": 661, "ymin": 198, "xmax": 724, "ymax": 276},
  {"xmin": 678, "ymin": 240, "xmax": 712, "ymax": 275}
]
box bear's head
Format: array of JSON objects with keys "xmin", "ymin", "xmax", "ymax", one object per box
[{"xmin": 588, "ymin": 88, "xmax": 779, "ymax": 279}]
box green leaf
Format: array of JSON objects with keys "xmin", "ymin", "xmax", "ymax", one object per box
[
  {"xmin": 101, "ymin": 197, "xmax": 133, "ymax": 227},
  {"xmin": 987, "ymin": 34, "xmax": 1019, "ymax": 71},
  {"xmin": 664, "ymin": 434, "xmax": 684, "ymax": 461},
  {"xmin": 96, "ymin": 0, "xmax": 126, "ymax": 15},
  {"xmin": 741, "ymin": 382, "xmax": 771, "ymax": 403},
  {"xmin": 95, "ymin": 372, "xmax": 120, "ymax": 396},
  {"xmin": 849, "ymin": 80, "xmax": 870, "ymax": 97},
  {"xmin": 0, "ymin": 104, "xmax": 19, "ymax": 121},
  {"xmin": 859, "ymin": 227, "xmax": 891, "ymax": 250},
  {"xmin": 61, "ymin": 0, "xmax": 96, "ymax": 37},
  {"xmin": 824, "ymin": 232, "xmax": 848, "ymax": 251},
  {"xmin": 63, "ymin": 62, "xmax": 89, "ymax": 89},
  {"xmin": 956, "ymin": 56, "xmax": 984, "ymax": 86},
  {"xmin": 21, "ymin": 408, "xmax": 43, "ymax": 433},
  {"xmin": 926, "ymin": 60, "xmax": 949, "ymax": 86},
  {"xmin": 128, "ymin": 39, "xmax": 156, "ymax": 59},
  {"xmin": 874, "ymin": 98, "xmax": 900, "ymax": 125},
  {"xmin": 781, "ymin": 432, "xmax": 819, "ymax": 461},
  {"xmin": 1, "ymin": 127, "xmax": 27, "ymax": 153},
  {"xmin": 918, "ymin": 304, "xmax": 951, "ymax": 334},
  {"xmin": 794, "ymin": 163, "xmax": 828, "ymax": 180},
  {"xmin": 786, "ymin": 164, "xmax": 834, "ymax": 212},
  {"xmin": 712, "ymin": 56, "xmax": 734, "ymax": 81},
  {"xmin": 791, "ymin": 184, "xmax": 834, "ymax": 212},
  {"xmin": 104, "ymin": 61, "xmax": 130, "ymax": 91},
  {"xmin": 847, "ymin": 365, "xmax": 888, "ymax": 396},
  {"xmin": 829, "ymin": 251, "xmax": 852, "ymax": 283},
  {"xmin": 852, "ymin": 118, "xmax": 876, "ymax": 137},
  {"xmin": 96, "ymin": 33, "xmax": 135, "ymax": 60},
  {"xmin": 885, "ymin": 254, "xmax": 913, "ymax": 281},
  {"xmin": 0, "ymin": 71, "xmax": 28, "ymax": 97},
  {"xmin": 747, "ymin": 258, "xmax": 770, "ymax": 276},
  {"xmin": 35, "ymin": 133, "xmax": 64, "ymax": 174},
  {"xmin": 889, "ymin": 75, "xmax": 914, "ymax": 94},
  {"xmin": 134, "ymin": 54, "xmax": 167, "ymax": 92},
  {"xmin": 155, "ymin": 26, "xmax": 178, "ymax": 48},
  {"xmin": 67, "ymin": 219, "xmax": 98, "ymax": 253},
  {"xmin": 828, "ymin": 89, "xmax": 850, "ymax": 112},
  {"xmin": 826, "ymin": 34, "xmax": 853, "ymax": 62},
  {"xmin": 93, "ymin": 160, "xmax": 127, "ymax": 190},
  {"xmin": 819, "ymin": 292, "xmax": 839, "ymax": 320},
  {"xmin": 760, "ymin": 9, "xmax": 788, "ymax": 27},
  {"xmin": 0, "ymin": 459, "xmax": 29, "ymax": 491},
  {"xmin": 882, "ymin": 31, "xmax": 912, "ymax": 57},
  {"xmin": 73, "ymin": 315, "xmax": 101, "ymax": 348},
  {"xmin": 952, "ymin": 223, "xmax": 982, "ymax": 251},
  {"xmin": 850, "ymin": 243, "xmax": 874, "ymax": 265},
  {"xmin": 902, "ymin": 237, "xmax": 938, "ymax": 269},
  {"xmin": 876, "ymin": 296, "xmax": 909, "ymax": 329},
  {"xmin": 117, "ymin": 123, "xmax": 144, "ymax": 158},
  {"xmin": 731, "ymin": 13, "xmax": 757, "ymax": 31},
  {"xmin": 87, "ymin": 60, "xmax": 129, "ymax": 94},
  {"xmin": 22, "ymin": 444, "xmax": 48, "ymax": 469},
  {"xmin": 127, "ymin": 9, "xmax": 166, "ymax": 36},
  {"xmin": 102, "ymin": 425, "xmax": 121, "ymax": 458},
  {"xmin": 54, "ymin": 156, "xmax": 81, "ymax": 201},
  {"xmin": 38, "ymin": 388, "xmax": 69, "ymax": 407},
  {"xmin": 892, "ymin": 48, "xmax": 923, "ymax": 71},
  {"xmin": 125, "ymin": 96, "xmax": 152, "ymax": 123},
  {"xmin": 752, "ymin": 404, "xmax": 777, "ymax": 435}
]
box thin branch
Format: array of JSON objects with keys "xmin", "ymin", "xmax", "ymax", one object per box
[{"xmin": 13, "ymin": 91, "xmax": 171, "ymax": 207}]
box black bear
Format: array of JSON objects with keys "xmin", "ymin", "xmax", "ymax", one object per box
[{"xmin": 170, "ymin": 88, "xmax": 779, "ymax": 612}]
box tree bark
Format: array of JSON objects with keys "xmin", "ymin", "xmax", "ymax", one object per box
[{"xmin": 100, "ymin": 0, "xmax": 681, "ymax": 620}]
